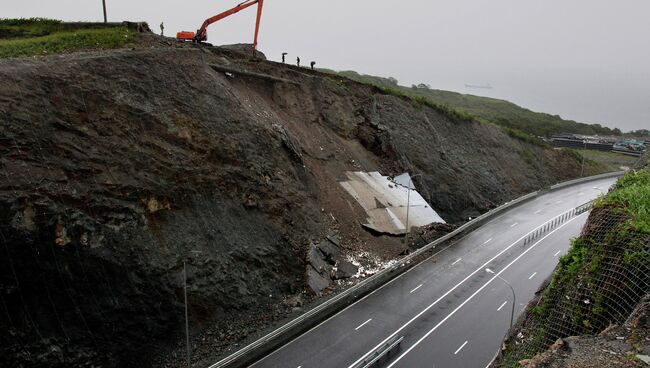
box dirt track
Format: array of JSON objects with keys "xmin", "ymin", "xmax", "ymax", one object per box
[{"xmin": 0, "ymin": 34, "xmax": 597, "ymax": 367}]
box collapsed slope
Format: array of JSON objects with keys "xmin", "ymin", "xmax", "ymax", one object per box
[{"xmin": 0, "ymin": 33, "xmax": 601, "ymax": 367}]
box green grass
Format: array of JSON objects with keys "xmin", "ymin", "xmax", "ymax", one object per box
[
  {"xmin": 594, "ymin": 169, "xmax": 650, "ymax": 233},
  {"xmin": 318, "ymin": 68, "xmax": 624, "ymax": 139},
  {"xmin": 0, "ymin": 18, "xmax": 135, "ymax": 58}
]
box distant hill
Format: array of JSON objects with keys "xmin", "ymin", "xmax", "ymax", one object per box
[{"xmin": 319, "ymin": 69, "xmax": 622, "ymax": 138}]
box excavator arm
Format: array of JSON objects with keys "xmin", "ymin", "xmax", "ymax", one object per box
[{"xmin": 177, "ymin": 0, "xmax": 265, "ymax": 49}]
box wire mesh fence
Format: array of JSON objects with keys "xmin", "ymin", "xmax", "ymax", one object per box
[{"xmin": 498, "ymin": 202, "xmax": 650, "ymax": 366}]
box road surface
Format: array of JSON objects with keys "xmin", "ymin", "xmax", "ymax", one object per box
[{"xmin": 250, "ymin": 178, "xmax": 616, "ymax": 368}]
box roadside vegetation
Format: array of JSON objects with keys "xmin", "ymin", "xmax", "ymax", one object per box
[
  {"xmin": 319, "ymin": 69, "xmax": 623, "ymax": 142},
  {"xmin": 497, "ymin": 167, "xmax": 650, "ymax": 367},
  {"xmin": 0, "ymin": 18, "xmax": 134, "ymax": 58}
]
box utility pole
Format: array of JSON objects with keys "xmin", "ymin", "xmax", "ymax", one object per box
[
  {"xmin": 102, "ymin": 0, "xmax": 107, "ymax": 23},
  {"xmin": 184, "ymin": 261, "xmax": 190, "ymax": 368},
  {"xmin": 486, "ymin": 268, "xmax": 516, "ymax": 330},
  {"xmin": 404, "ymin": 173, "xmax": 423, "ymax": 247},
  {"xmin": 580, "ymin": 140, "xmax": 586, "ymax": 177}
]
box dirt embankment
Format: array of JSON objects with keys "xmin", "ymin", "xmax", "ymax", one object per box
[{"xmin": 0, "ymin": 34, "xmax": 593, "ymax": 367}]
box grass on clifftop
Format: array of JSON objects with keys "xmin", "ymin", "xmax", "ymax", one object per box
[
  {"xmin": 0, "ymin": 18, "xmax": 135, "ymax": 58},
  {"xmin": 594, "ymin": 169, "xmax": 650, "ymax": 233}
]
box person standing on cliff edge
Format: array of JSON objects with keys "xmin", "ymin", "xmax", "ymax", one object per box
[
  {"xmin": 160, "ymin": 22, "xmax": 164, "ymax": 36},
  {"xmin": 296, "ymin": 57, "xmax": 300, "ymax": 67}
]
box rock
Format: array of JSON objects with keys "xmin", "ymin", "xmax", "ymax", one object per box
[
  {"xmin": 308, "ymin": 244, "xmax": 331, "ymax": 274},
  {"xmin": 317, "ymin": 239, "xmax": 341, "ymax": 263},
  {"xmin": 306, "ymin": 266, "xmax": 330, "ymax": 294},
  {"xmin": 636, "ymin": 354, "xmax": 650, "ymax": 365},
  {"xmin": 333, "ymin": 260, "xmax": 358, "ymax": 280}
]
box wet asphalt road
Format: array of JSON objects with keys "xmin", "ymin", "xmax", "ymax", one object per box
[{"xmin": 250, "ymin": 178, "xmax": 616, "ymax": 368}]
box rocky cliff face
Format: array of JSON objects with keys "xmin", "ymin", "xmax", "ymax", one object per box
[{"xmin": 0, "ymin": 36, "xmax": 595, "ymax": 367}]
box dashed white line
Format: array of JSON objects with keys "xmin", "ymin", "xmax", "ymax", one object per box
[
  {"xmin": 554, "ymin": 250, "xmax": 562, "ymax": 257},
  {"xmin": 383, "ymin": 212, "xmax": 588, "ymax": 368},
  {"xmin": 410, "ymin": 284, "xmax": 423, "ymax": 294},
  {"xmin": 534, "ymin": 210, "xmax": 542, "ymax": 214},
  {"xmin": 510, "ymin": 222, "xmax": 518, "ymax": 227},
  {"xmin": 497, "ymin": 300, "xmax": 508, "ymax": 312},
  {"xmin": 454, "ymin": 341, "xmax": 468, "ymax": 355},
  {"xmin": 451, "ymin": 258, "xmax": 462, "ymax": 266},
  {"xmin": 528, "ymin": 272, "xmax": 537, "ymax": 280},
  {"xmin": 483, "ymin": 238, "xmax": 492, "ymax": 245},
  {"xmin": 355, "ymin": 318, "xmax": 372, "ymax": 331}
]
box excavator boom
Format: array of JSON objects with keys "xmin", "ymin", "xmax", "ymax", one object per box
[{"xmin": 177, "ymin": 0, "xmax": 264, "ymax": 49}]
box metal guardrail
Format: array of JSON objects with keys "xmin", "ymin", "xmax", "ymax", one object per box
[
  {"xmin": 352, "ymin": 335, "xmax": 403, "ymax": 368},
  {"xmin": 206, "ymin": 171, "xmax": 625, "ymax": 368}
]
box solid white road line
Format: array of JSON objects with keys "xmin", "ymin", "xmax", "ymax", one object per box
[
  {"xmin": 497, "ymin": 301, "xmax": 508, "ymax": 312},
  {"xmin": 385, "ymin": 212, "xmax": 587, "ymax": 368},
  {"xmin": 483, "ymin": 238, "xmax": 492, "ymax": 245},
  {"xmin": 451, "ymin": 258, "xmax": 462, "ymax": 266},
  {"xmin": 510, "ymin": 222, "xmax": 518, "ymax": 227},
  {"xmin": 410, "ymin": 284, "xmax": 423, "ymax": 294},
  {"xmin": 554, "ymin": 250, "xmax": 562, "ymax": 257},
  {"xmin": 528, "ymin": 272, "xmax": 537, "ymax": 280},
  {"xmin": 347, "ymin": 209, "xmax": 578, "ymax": 368},
  {"xmin": 355, "ymin": 319, "xmax": 372, "ymax": 331},
  {"xmin": 454, "ymin": 341, "xmax": 468, "ymax": 355}
]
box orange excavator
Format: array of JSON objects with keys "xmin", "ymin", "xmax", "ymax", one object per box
[{"xmin": 176, "ymin": 0, "xmax": 264, "ymax": 49}]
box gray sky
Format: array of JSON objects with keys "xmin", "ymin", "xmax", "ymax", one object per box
[{"xmin": 4, "ymin": 0, "xmax": 649, "ymax": 131}]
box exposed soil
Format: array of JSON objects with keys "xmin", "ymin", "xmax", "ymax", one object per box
[
  {"xmin": 517, "ymin": 298, "xmax": 650, "ymax": 368},
  {"xmin": 0, "ymin": 31, "xmax": 595, "ymax": 367}
]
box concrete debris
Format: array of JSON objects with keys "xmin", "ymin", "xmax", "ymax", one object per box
[{"xmin": 339, "ymin": 171, "xmax": 445, "ymax": 235}]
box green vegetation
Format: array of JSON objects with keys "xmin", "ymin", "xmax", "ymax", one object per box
[
  {"xmin": 0, "ymin": 18, "xmax": 134, "ymax": 58},
  {"xmin": 594, "ymin": 170, "xmax": 650, "ymax": 233},
  {"xmin": 318, "ymin": 69, "xmax": 621, "ymax": 140},
  {"xmin": 498, "ymin": 167, "xmax": 650, "ymax": 367}
]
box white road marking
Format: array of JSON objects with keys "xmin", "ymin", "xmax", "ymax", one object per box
[
  {"xmin": 355, "ymin": 319, "xmax": 372, "ymax": 331},
  {"xmin": 554, "ymin": 250, "xmax": 562, "ymax": 257},
  {"xmin": 528, "ymin": 272, "xmax": 537, "ymax": 280},
  {"xmin": 347, "ymin": 208, "xmax": 580, "ymax": 368},
  {"xmin": 510, "ymin": 222, "xmax": 518, "ymax": 227},
  {"xmin": 534, "ymin": 210, "xmax": 541, "ymax": 214},
  {"xmin": 410, "ymin": 284, "xmax": 423, "ymax": 294},
  {"xmin": 384, "ymin": 212, "xmax": 587, "ymax": 368},
  {"xmin": 555, "ymin": 200, "xmax": 562, "ymax": 204},
  {"xmin": 451, "ymin": 258, "xmax": 462, "ymax": 266},
  {"xmin": 497, "ymin": 301, "xmax": 508, "ymax": 312},
  {"xmin": 454, "ymin": 341, "xmax": 468, "ymax": 355},
  {"xmin": 483, "ymin": 238, "xmax": 492, "ymax": 245}
]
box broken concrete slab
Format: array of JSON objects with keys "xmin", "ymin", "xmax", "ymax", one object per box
[{"xmin": 339, "ymin": 171, "xmax": 445, "ymax": 235}]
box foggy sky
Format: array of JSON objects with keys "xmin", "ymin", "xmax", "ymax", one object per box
[{"xmin": 3, "ymin": 0, "xmax": 649, "ymax": 131}]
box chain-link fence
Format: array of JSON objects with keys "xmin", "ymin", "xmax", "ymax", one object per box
[{"xmin": 497, "ymin": 198, "xmax": 650, "ymax": 366}]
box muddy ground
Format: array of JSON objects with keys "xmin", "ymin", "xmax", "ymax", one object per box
[{"xmin": 0, "ymin": 32, "xmax": 599, "ymax": 367}]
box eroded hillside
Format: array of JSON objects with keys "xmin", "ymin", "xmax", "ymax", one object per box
[{"xmin": 0, "ymin": 31, "xmax": 602, "ymax": 367}]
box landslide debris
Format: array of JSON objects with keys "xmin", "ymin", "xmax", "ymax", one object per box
[{"xmin": 0, "ymin": 28, "xmax": 602, "ymax": 367}]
